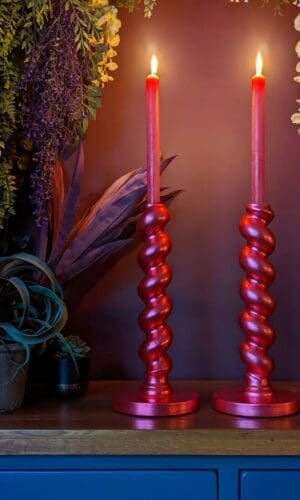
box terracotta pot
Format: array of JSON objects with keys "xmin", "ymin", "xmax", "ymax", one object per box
[
  {"xmin": 51, "ymin": 356, "xmax": 90, "ymax": 398},
  {"xmin": 0, "ymin": 344, "xmax": 28, "ymax": 413}
]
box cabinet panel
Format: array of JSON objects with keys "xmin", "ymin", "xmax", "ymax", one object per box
[
  {"xmin": 0, "ymin": 470, "xmax": 217, "ymax": 500},
  {"xmin": 241, "ymin": 470, "xmax": 300, "ymax": 500}
]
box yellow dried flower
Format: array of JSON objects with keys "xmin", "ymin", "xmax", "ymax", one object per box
[
  {"xmin": 90, "ymin": 0, "xmax": 109, "ymax": 7},
  {"xmin": 88, "ymin": 36, "xmax": 98, "ymax": 47},
  {"xmin": 91, "ymin": 79, "xmax": 101, "ymax": 87},
  {"xmin": 109, "ymin": 34, "xmax": 120, "ymax": 47},
  {"xmin": 106, "ymin": 61, "xmax": 118, "ymax": 71}
]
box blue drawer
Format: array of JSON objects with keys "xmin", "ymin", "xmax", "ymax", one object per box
[
  {"xmin": 0, "ymin": 470, "xmax": 217, "ymax": 500},
  {"xmin": 240, "ymin": 470, "xmax": 300, "ymax": 500}
]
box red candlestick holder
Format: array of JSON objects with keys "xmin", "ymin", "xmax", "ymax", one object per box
[
  {"xmin": 113, "ymin": 203, "xmax": 200, "ymax": 417},
  {"xmin": 213, "ymin": 203, "xmax": 299, "ymax": 417}
]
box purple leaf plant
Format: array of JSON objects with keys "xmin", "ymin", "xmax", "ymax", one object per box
[{"xmin": 36, "ymin": 142, "xmax": 178, "ymax": 286}]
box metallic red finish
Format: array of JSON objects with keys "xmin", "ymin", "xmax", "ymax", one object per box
[
  {"xmin": 213, "ymin": 204, "xmax": 299, "ymax": 417},
  {"xmin": 213, "ymin": 388, "xmax": 299, "ymax": 417},
  {"xmin": 251, "ymin": 74, "xmax": 266, "ymax": 204},
  {"xmin": 146, "ymin": 74, "xmax": 160, "ymax": 204},
  {"xmin": 137, "ymin": 203, "xmax": 173, "ymax": 402},
  {"xmin": 113, "ymin": 387, "xmax": 199, "ymax": 417},
  {"xmin": 239, "ymin": 203, "xmax": 276, "ymax": 398},
  {"xmin": 113, "ymin": 203, "xmax": 199, "ymax": 416}
]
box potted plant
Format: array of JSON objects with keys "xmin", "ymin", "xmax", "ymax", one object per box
[
  {"xmin": 50, "ymin": 335, "xmax": 90, "ymax": 398},
  {"xmin": 0, "ymin": 252, "xmax": 68, "ymax": 412}
]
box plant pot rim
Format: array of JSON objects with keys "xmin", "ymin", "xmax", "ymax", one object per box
[
  {"xmin": 0, "ymin": 343, "xmax": 25, "ymax": 353},
  {"xmin": 52, "ymin": 354, "xmax": 89, "ymax": 360}
]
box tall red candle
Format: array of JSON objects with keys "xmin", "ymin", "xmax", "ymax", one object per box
[
  {"xmin": 251, "ymin": 52, "xmax": 266, "ymax": 205},
  {"xmin": 146, "ymin": 54, "xmax": 160, "ymax": 204}
]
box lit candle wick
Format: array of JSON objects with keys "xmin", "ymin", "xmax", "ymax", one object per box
[
  {"xmin": 256, "ymin": 51, "xmax": 263, "ymax": 76},
  {"xmin": 146, "ymin": 53, "xmax": 160, "ymax": 204},
  {"xmin": 251, "ymin": 50, "xmax": 266, "ymax": 205},
  {"xmin": 150, "ymin": 54, "xmax": 158, "ymax": 75}
]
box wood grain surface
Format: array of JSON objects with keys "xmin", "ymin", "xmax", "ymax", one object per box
[{"xmin": 0, "ymin": 381, "xmax": 300, "ymax": 456}]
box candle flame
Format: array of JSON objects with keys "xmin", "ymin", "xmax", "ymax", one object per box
[
  {"xmin": 256, "ymin": 52, "xmax": 263, "ymax": 76},
  {"xmin": 150, "ymin": 54, "xmax": 158, "ymax": 75}
]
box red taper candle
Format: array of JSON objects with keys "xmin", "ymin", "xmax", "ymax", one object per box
[
  {"xmin": 146, "ymin": 54, "xmax": 160, "ymax": 204},
  {"xmin": 251, "ymin": 52, "xmax": 266, "ymax": 205}
]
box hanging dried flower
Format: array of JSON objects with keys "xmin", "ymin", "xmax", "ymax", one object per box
[
  {"xmin": 291, "ymin": 13, "xmax": 300, "ymax": 134},
  {"xmin": 19, "ymin": 0, "xmax": 157, "ymax": 226},
  {"xmin": 0, "ymin": 1, "xmax": 158, "ymax": 229}
]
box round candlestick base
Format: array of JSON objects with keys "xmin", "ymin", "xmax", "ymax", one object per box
[
  {"xmin": 213, "ymin": 387, "xmax": 299, "ymax": 417},
  {"xmin": 113, "ymin": 388, "xmax": 200, "ymax": 417}
]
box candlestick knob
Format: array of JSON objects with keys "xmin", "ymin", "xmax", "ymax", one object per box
[
  {"xmin": 213, "ymin": 203, "xmax": 299, "ymax": 417},
  {"xmin": 138, "ymin": 204, "xmax": 173, "ymax": 400},
  {"xmin": 239, "ymin": 204, "xmax": 275, "ymax": 397},
  {"xmin": 113, "ymin": 203, "xmax": 199, "ymax": 417}
]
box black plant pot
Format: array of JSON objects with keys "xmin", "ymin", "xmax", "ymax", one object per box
[{"xmin": 51, "ymin": 357, "xmax": 90, "ymax": 398}]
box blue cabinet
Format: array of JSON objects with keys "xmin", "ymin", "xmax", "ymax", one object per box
[
  {"xmin": 1, "ymin": 457, "xmax": 300, "ymax": 500},
  {"xmin": 0, "ymin": 470, "xmax": 217, "ymax": 500},
  {"xmin": 241, "ymin": 470, "xmax": 300, "ymax": 500}
]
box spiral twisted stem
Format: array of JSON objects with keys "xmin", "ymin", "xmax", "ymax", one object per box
[
  {"xmin": 137, "ymin": 203, "xmax": 173, "ymax": 402},
  {"xmin": 239, "ymin": 204, "xmax": 276, "ymax": 398}
]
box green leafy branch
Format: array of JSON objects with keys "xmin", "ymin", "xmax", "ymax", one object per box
[
  {"xmin": 0, "ymin": 0, "xmax": 23, "ymax": 228},
  {"xmin": 116, "ymin": 0, "xmax": 156, "ymax": 17},
  {"xmin": 0, "ymin": 0, "xmax": 158, "ymax": 227},
  {"xmin": 20, "ymin": 0, "xmax": 51, "ymax": 53}
]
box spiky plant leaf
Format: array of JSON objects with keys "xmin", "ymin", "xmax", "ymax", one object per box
[{"xmin": 0, "ymin": 253, "xmax": 68, "ymax": 382}]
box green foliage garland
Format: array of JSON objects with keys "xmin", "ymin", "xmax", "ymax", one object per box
[
  {"xmin": 116, "ymin": 0, "xmax": 156, "ymax": 17},
  {"xmin": 0, "ymin": 0, "xmax": 158, "ymax": 229},
  {"xmin": 0, "ymin": 0, "xmax": 52, "ymax": 230},
  {"xmin": 0, "ymin": 1, "xmax": 21, "ymax": 227}
]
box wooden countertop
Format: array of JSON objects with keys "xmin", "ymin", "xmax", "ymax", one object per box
[{"xmin": 1, "ymin": 381, "xmax": 300, "ymax": 456}]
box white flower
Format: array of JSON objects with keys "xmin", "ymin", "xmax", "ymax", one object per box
[
  {"xmin": 291, "ymin": 113, "xmax": 300, "ymax": 125},
  {"xmin": 295, "ymin": 14, "xmax": 300, "ymax": 32}
]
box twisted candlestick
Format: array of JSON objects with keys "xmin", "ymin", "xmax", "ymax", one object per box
[
  {"xmin": 240, "ymin": 204, "xmax": 275, "ymax": 398},
  {"xmin": 138, "ymin": 203, "xmax": 173, "ymax": 401},
  {"xmin": 113, "ymin": 203, "xmax": 199, "ymax": 417},
  {"xmin": 213, "ymin": 204, "xmax": 299, "ymax": 417}
]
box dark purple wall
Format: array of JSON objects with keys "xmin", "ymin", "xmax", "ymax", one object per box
[{"xmin": 69, "ymin": 0, "xmax": 300, "ymax": 380}]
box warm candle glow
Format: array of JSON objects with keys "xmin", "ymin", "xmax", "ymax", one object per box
[
  {"xmin": 252, "ymin": 50, "xmax": 266, "ymax": 205},
  {"xmin": 150, "ymin": 54, "xmax": 158, "ymax": 75},
  {"xmin": 256, "ymin": 52, "xmax": 263, "ymax": 76},
  {"xmin": 146, "ymin": 53, "xmax": 160, "ymax": 204}
]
